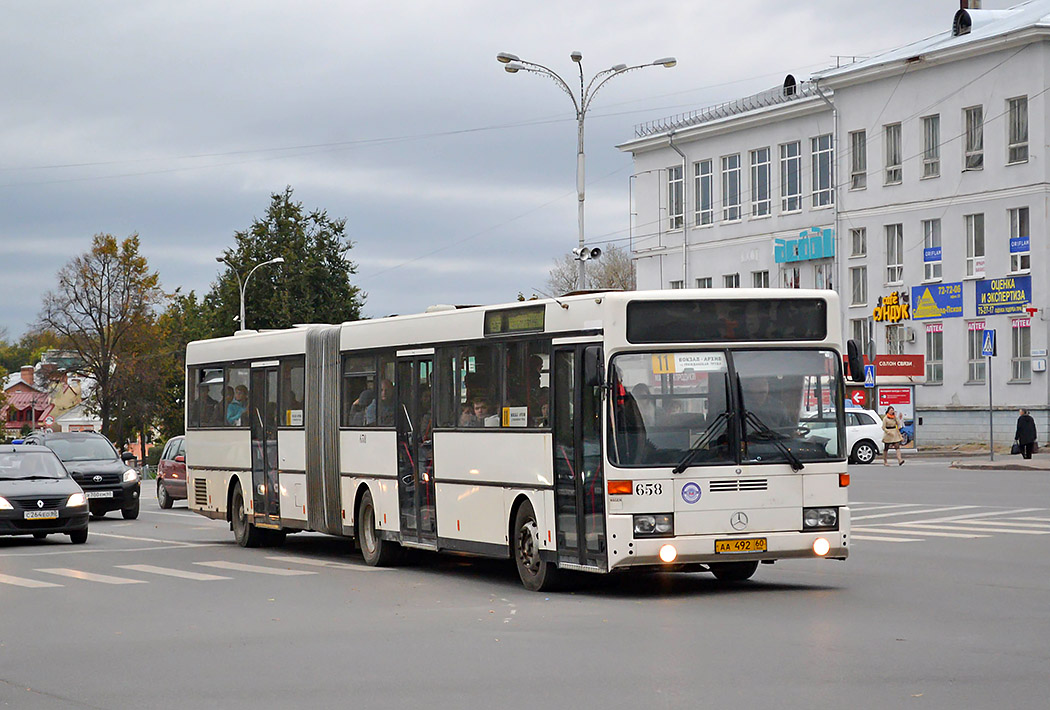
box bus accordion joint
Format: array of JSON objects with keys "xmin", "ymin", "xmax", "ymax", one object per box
[
  {"xmin": 839, "ymin": 473, "xmax": 850, "ymax": 487},
  {"xmin": 607, "ymin": 480, "xmax": 633, "ymax": 495}
]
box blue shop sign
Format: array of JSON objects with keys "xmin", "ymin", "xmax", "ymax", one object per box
[
  {"xmin": 911, "ymin": 282, "xmax": 963, "ymax": 320},
  {"xmin": 1009, "ymin": 236, "xmax": 1030, "ymax": 254},
  {"xmin": 774, "ymin": 227, "xmax": 835, "ymax": 264},
  {"xmin": 975, "ymin": 275, "xmax": 1032, "ymax": 316},
  {"xmin": 923, "ymin": 247, "xmax": 942, "ymax": 262}
]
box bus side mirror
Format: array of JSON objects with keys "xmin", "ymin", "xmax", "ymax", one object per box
[
  {"xmin": 583, "ymin": 346, "xmax": 604, "ymax": 389},
  {"xmin": 846, "ymin": 339, "xmax": 866, "ymax": 383}
]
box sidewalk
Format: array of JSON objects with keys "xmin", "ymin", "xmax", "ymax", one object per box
[{"xmin": 949, "ymin": 453, "xmax": 1050, "ymax": 471}]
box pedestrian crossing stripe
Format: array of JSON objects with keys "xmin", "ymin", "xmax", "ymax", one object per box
[
  {"xmin": 117, "ymin": 564, "xmax": 231, "ymax": 581},
  {"xmin": 0, "ymin": 572, "xmax": 62, "ymax": 588},
  {"xmin": 853, "ymin": 526, "xmax": 987, "ymax": 539},
  {"xmin": 37, "ymin": 568, "xmax": 147, "ymax": 584},
  {"xmin": 195, "ymin": 560, "xmax": 316, "ymax": 576}
]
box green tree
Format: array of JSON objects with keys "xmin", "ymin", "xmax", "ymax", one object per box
[
  {"xmin": 37, "ymin": 233, "xmax": 164, "ymax": 439},
  {"xmin": 207, "ymin": 186, "xmax": 365, "ymax": 334},
  {"xmin": 154, "ymin": 290, "xmax": 212, "ymax": 439}
]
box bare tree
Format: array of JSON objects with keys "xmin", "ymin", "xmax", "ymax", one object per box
[
  {"xmin": 38, "ymin": 234, "xmax": 164, "ymax": 438},
  {"xmin": 545, "ymin": 243, "xmax": 636, "ymax": 295}
]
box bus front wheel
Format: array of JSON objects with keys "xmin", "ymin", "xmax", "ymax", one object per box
[
  {"xmin": 513, "ymin": 502, "xmax": 561, "ymax": 592},
  {"xmin": 708, "ymin": 561, "xmax": 759, "ymax": 582},
  {"xmin": 356, "ymin": 489, "xmax": 401, "ymax": 566},
  {"xmin": 231, "ymin": 482, "xmax": 265, "ymax": 548}
]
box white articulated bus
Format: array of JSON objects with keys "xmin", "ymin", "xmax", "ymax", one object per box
[{"xmin": 186, "ymin": 289, "xmax": 861, "ymax": 590}]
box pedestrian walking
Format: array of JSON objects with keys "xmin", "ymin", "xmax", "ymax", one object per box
[
  {"xmin": 882, "ymin": 406, "xmax": 904, "ymax": 466},
  {"xmin": 1014, "ymin": 408, "xmax": 1038, "ymax": 460}
]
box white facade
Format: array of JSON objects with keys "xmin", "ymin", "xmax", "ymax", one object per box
[{"xmin": 619, "ymin": 2, "xmax": 1050, "ymax": 446}]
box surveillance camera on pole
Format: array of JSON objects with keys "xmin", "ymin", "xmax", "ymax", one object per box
[{"xmin": 573, "ymin": 247, "xmax": 602, "ymax": 261}]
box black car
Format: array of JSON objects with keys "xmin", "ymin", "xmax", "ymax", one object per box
[
  {"xmin": 23, "ymin": 432, "xmax": 141, "ymax": 520},
  {"xmin": 0, "ymin": 444, "xmax": 89, "ymax": 543}
]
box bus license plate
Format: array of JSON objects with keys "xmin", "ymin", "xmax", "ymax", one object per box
[
  {"xmin": 715, "ymin": 538, "xmax": 767, "ymax": 554},
  {"xmin": 85, "ymin": 491, "xmax": 113, "ymax": 499},
  {"xmin": 24, "ymin": 510, "xmax": 59, "ymax": 520}
]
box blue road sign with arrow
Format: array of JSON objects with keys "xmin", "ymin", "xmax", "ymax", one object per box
[{"xmin": 981, "ymin": 329, "xmax": 997, "ymax": 357}]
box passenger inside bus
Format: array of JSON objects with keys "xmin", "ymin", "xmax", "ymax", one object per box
[
  {"xmin": 349, "ymin": 389, "xmax": 374, "ymax": 426},
  {"xmin": 226, "ymin": 385, "xmax": 249, "ymax": 426}
]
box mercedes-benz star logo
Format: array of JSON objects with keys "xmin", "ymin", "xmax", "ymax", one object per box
[
  {"xmin": 37, "ymin": 500, "xmax": 44, "ymax": 508},
  {"xmin": 730, "ymin": 512, "xmax": 749, "ymax": 530},
  {"xmin": 93, "ymin": 475, "xmax": 103, "ymax": 483}
]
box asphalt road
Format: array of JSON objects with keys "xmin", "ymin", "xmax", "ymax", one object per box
[{"xmin": 2, "ymin": 461, "xmax": 1048, "ymax": 710}]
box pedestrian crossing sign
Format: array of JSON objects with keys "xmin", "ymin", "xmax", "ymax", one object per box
[
  {"xmin": 863, "ymin": 364, "xmax": 875, "ymax": 388},
  {"xmin": 981, "ymin": 329, "xmax": 996, "ymax": 357}
]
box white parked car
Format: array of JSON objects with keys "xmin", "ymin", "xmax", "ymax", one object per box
[{"xmin": 801, "ymin": 408, "xmax": 883, "ymax": 464}]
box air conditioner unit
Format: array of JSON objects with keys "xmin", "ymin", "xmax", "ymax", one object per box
[{"xmin": 905, "ymin": 327, "xmax": 917, "ymax": 342}]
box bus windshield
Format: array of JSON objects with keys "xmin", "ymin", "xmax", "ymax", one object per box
[{"xmin": 609, "ymin": 349, "xmax": 843, "ymax": 468}]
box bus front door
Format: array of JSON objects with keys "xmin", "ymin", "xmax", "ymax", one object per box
[
  {"xmin": 552, "ymin": 345, "xmax": 607, "ymax": 570},
  {"xmin": 396, "ymin": 357, "xmax": 436, "ymax": 546},
  {"xmin": 249, "ymin": 365, "xmax": 281, "ymax": 525}
]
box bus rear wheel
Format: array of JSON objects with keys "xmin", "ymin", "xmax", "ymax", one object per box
[
  {"xmin": 231, "ymin": 481, "xmax": 265, "ymax": 548},
  {"xmin": 356, "ymin": 489, "xmax": 401, "ymax": 566},
  {"xmin": 708, "ymin": 561, "xmax": 759, "ymax": 582},
  {"xmin": 513, "ymin": 502, "xmax": 561, "ymax": 592}
]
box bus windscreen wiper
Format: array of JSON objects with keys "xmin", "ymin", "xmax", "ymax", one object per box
[
  {"xmin": 743, "ymin": 410, "xmax": 804, "ymax": 472},
  {"xmin": 672, "ymin": 410, "xmax": 729, "ymax": 474}
]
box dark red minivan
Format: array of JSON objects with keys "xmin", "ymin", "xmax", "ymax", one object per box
[{"xmin": 156, "ymin": 436, "xmax": 186, "ymax": 509}]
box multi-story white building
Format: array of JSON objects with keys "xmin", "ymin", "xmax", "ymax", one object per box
[{"xmin": 619, "ymin": 1, "xmax": 1049, "ymax": 446}]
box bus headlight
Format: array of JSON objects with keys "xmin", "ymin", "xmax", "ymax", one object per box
[
  {"xmin": 633, "ymin": 513, "xmax": 674, "ymax": 538},
  {"xmin": 123, "ymin": 469, "xmax": 139, "ymax": 483},
  {"xmin": 802, "ymin": 507, "xmax": 838, "ymax": 530}
]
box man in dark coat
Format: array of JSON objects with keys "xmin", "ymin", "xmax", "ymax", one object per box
[{"xmin": 1014, "ymin": 409, "xmax": 1038, "ymax": 459}]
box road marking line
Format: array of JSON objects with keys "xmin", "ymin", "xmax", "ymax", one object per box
[
  {"xmin": 89, "ymin": 532, "xmax": 199, "ymax": 546},
  {"xmin": 0, "ymin": 573, "xmax": 63, "ymax": 588},
  {"xmin": 1013, "ymin": 516, "xmax": 1050, "ymax": 521},
  {"xmin": 855, "ymin": 526, "xmax": 987, "ymax": 539},
  {"xmin": 116, "ymin": 564, "xmax": 231, "ymax": 581},
  {"xmin": 902, "ymin": 508, "xmax": 1045, "ymax": 524},
  {"xmin": 897, "ymin": 523, "xmax": 1050, "ymax": 535},
  {"xmin": 195, "ymin": 561, "xmax": 316, "ymax": 576},
  {"xmin": 265, "ymin": 555, "xmax": 391, "ymax": 571},
  {"xmin": 37, "ymin": 568, "xmax": 147, "ymax": 584},
  {"xmin": 851, "ymin": 504, "xmax": 925, "ymax": 512},
  {"xmin": 852, "ymin": 505, "xmax": 978, "ymax": 521},
  {"xmin": 850, "ymin": 534, "xmax": 921, "ymax": 542},
  {"xmin": 953, "ymin": 519, "xmax": 1050, "ymax": 529}
]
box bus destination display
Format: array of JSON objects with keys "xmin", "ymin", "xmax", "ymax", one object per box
[{"xmin": 484, "ymin": 305, "xmax": 545, "ymax": 336}]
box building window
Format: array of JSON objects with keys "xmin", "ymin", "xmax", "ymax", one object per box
[
  {"xmin": 1007, "ymin": 96, "xmax": 1028, "ymax": 164},
  {"xmin": 967, "ymin": 321, "xmax": 986, "ymax": 383},
  {"xmin": 695, "ymin": 277, "xmax": 712, "ymax": 289},
  {"xmin": 922, "ymin": 218, "xmax": 942, "ymax": 281},
  {"xmin": 721, "ymin": 154, "xmax": 741, "ymax": 221},
  {"xmin": 814, "ymin": 263, "xmax": 833, "ymax": 290},
  {"xmin": 1012, "ymin": 318, "xmax": 1032, "ymax": 382},
  {"xmin": 751, "ymin": 270, "xmax": 769, "ymax": 288},
  {"xmin": 922, "ymin": 115, "xmax": 940, "ymax": 178},
  {"xmin": 965, "ymin": 213, "xmax": 985, "ymax": 277},
  {"xmin": 850, "ymin": 266, "xmax": 867, "ymax": 306},
  {"xmin": 964, "ymin": 106, "xmax": 983, "ymax": 170},
  {"xmin": 782, "ymin": 266, "xmax": 800, "ymax": 289},
  {"xmin": 667, "ymin": 165, "xmax": 684, "ymax": 230},
  {"xmin": 1009, "ymin": 206, "xmax": 1030, "ymax": 273},
  {"xmin": 669, "ymin": 280, "xmax": 684, "ymax": 290},
  {"xmin": 850, "ymin": 227, "xmax": 867, "ymax": 257},
  {"xmin": 780, "ymin": 141, "xmax": 802, "ymax": 212},
  {"xmin": 849, "ymin": 130, "xmax": 866, "ymax": 189},
  {"xmin": 884, "ymin": 123, "xmax": 902, "ymax": 184},
  {"xmin": 886, "ymin": 324, "xmax": 905, "ymax": 355},
  {"xmin": 750, "ymin": 147, "xmax": 771, "ymax": 217},
  {"xmin": 925, "ymin": 323, "xmax": 943, "ymax": 384},
  {"xmin": 694, "ymin": 160, "xmax": 713, "ymax": 226},
  {"xmin": 851, "ymin": 317, "xmax": 875, "ymax": 360},
  {"xmin": 885, "ymin": 224, "xmax": 903, "ymax": 284},
  {"xmin": 723, "ymin": 273, "xmax": 740, "ymax": 288},
  {"xmin": 811, "ymin": 133, "xmax": 833, "ymax": 207}
]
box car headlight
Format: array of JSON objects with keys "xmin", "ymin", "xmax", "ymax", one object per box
[
  {"xmin": 802, "ymin": 507, "xmax": 838, "ymax": 530},
  {"xmin": 123, "ymin": 469, "xmax": 139, "ymax": 483},
  {"xmin": 67, "ymin": 493, "xmax": 87, "ymax": 507},
  {"xmin": 0, "ymin": 496, "xmax": 12, "ymax": 510},
  {"xmin": 633, "ymin": 513, "xmax": 674, "ymax": 538}
]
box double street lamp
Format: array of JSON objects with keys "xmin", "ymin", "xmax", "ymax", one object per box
[
  {"xmin": 497, "ymin": 50, "xmax": 676, "ymax": 290},
  {"xmin": 215, "ymin": 256, "xmax": 285, "ymax": 333}
]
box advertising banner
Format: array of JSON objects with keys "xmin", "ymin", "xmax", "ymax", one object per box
[
  {"xmin": 876, "ymin": 385, "xmax": 915, "ymax": 449},
  {"xmin": 911, "ymin": 282, "xmax": 963, "ymax": 320},
  {"xmin": 976, "ymin": 275, "xmax": 1031, "ymax": 316},
  {"xmin": 774, "ymin": 227, "xmax": 834, "ymax": 264}
]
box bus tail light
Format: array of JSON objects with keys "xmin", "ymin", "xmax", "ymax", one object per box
[
  {"xmin": 839, "ymin": 473, "xmax": 850, "ymax": 487},
  {"xmin": 608, "ymin": 480, "xmax": 633, "ymax": 495}
]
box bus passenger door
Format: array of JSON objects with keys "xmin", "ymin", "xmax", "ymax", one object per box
[
  {"xmin": 250, "ymin": 365, "xmax": 281, "ymax": 524},
  {"xmin": 552, "ymin": 345, "xmax": 607, "ymax": 569},
  {"xmin": 396, "ymin": 357, "xmax": 436, "ymax": 546}
]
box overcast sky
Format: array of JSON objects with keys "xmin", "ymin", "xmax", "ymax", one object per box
[{"xmin": 0, "ymin": 0, "xmax": 1009, "ymax": 339}]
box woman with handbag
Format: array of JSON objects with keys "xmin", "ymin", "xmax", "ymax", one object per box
[
  {"xmin": 882, "ymin": 406, "xmax": 904, "ymax": 466},
  {"xmin": 1014, "ymin": 409, "xmax": 1037, "ymax": 459}
]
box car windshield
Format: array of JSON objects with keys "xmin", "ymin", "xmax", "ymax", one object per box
[
  {"xmin": 43, "ymin": 437, "xmax": 118, "ymax": 462},
  {"xmin": 0, "ymin": 452, "xmax": 68, "ymax": 479},
  {"xmin": 609, "ymin": 349, "xmax": 844, "ymax": 467}
]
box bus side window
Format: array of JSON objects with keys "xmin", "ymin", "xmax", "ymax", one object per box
[
  {"xmin": 435, "ymin": 348, "xmax": 457, "ymax": 428},
  {"xmin": 279, "ymin": 357, "xmax": 305, "ymax": 427},
  {"xmin": 187, "ymin": 367, "xmax": 200, "ymax": 428},
  {"xmin": 342, "ymin": 355, "xmax": 376, "ymax": 427},
  {"xmin": 198, "ymin": 367, "xmax": 225, "ymax": 428},
  {"xmin": 376, "ymin": 354, "xmax": 397, "ymax": 427},
  {"xmin": 225, "ymin": 367, "xmax": 250, "ymax": 428}
]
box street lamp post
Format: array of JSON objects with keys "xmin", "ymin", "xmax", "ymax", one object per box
[
  {"xmin": 497, "ymin": 51, "xmax": 676, "ymax": 290},
  {"xmin": 215, "ymin": 256, "xmax": 285, "ymax": 333}
]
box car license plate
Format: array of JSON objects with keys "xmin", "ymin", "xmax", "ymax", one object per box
[
  {"xmin": 24, "ymin": 510, "xmax": 59, "ymax": 520},
  {"xmin": 85, "ymin": 490, "xmax": 114, "ymax": 499},
  {"xmin": 715, "ymin": 537, "xmax": 767, "ymax": 554}
]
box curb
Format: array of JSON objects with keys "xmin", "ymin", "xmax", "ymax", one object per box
[{"xmin": 950, "ymin": 460, "xmax": 1050, "ymax": 471}]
